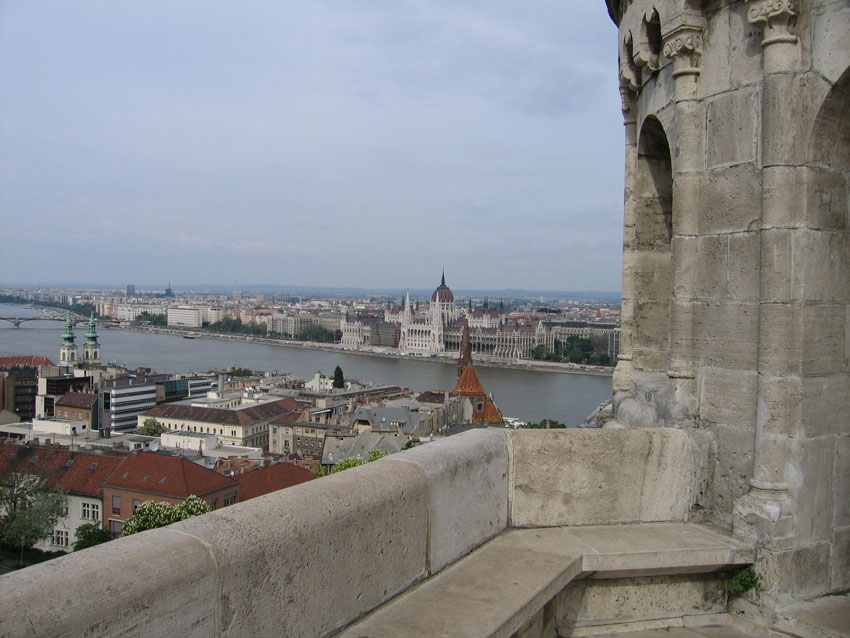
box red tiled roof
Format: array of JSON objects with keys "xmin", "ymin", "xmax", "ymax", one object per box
[
  {"xmin": 0, "ymin": 355, "xmax": 55, "ymax": 369},
  {"xmin": 481, "ymin": 401, "xmax": 504, "ymax": 425},
  {"xmin": 453, "ymin": 365, "xmax": 487, "ymax": 396},
  {"xmin": 0, "ymin": 442, "xmax": 126, "ymax": 497},
  {"xmin": 56, "ymin": 391, "xmax": 98, "ymax": 410},
  {"xmin": 141, "ymin": 397, "xmax": 299, "ymax": 426},
  {"xmin": 237, "ymin": 462, "xmax": 312, "ymax": 502},
  {"xmin": 104, "ymin": 452, "xmax": 237, "ymax": 498},
  {"xmin": 59, "ymin": 453, "xmax": 126, "ymax": 497}
]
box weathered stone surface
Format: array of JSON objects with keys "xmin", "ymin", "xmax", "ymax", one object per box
[
  {"xmin": 175, "ymin": 459, "xmax": 430, "ymax": 638},
  {"xmin": 834, "ymin": 436, "xmax": 850, "ymax": 530},
  {"xmin": 775, "ymin": 592, "xmax": 850, "ymax": 638},
  {"xmin": 792, "ymin": 229, "xmax": 850, "ymax": 303},
  {"xmin": 831, "ymin": 527, "xmax": 850, "ymax": 592},
  {"xmin": 698, "ymin": 367, "xmax": 757, "ymax": 428},
  {"xmin": 800, "ymin": 373, "xmax": 850, "ymax": 438},
  {"xmin": 693, "ymin": 301, "xmax": 759, "ymax": 370},
  {"xmin": 705, "ymin": 89, "xmax": 758, "ymax": 168},
  {"xmin": 506, "ymin": 429, "xmax": 704, "ymax": 527},
  {"xmin": 556, "ymin": 574, "xmax": 726, "ymax": 631},
  {"xmin": 805, "ymin": 166, "xmax": 848, "ymax": 231},
  {"xmin": 0, "ymin": 527, "xmax": 217, "ymax": 637},
  {"xmin": 699, "ymin": 164, "xmax": 761, "ymax": 235},
  {"xmin": 726, "ymin": 232, "xmax": 760, "ymax": 300},
  {"xmin": 387, "ymin": 427, "xmax": 509, "ymax": 574},
  {"xmin": 758, "ymin": 543, "xmax": 832, "ymax": 603},
  {"xmin": 706, "ymin": 422, "xmax": 755, "ymax": 525},
  {"xmin": 812, "ymin": 2, "xmax": 850, "ymax": 82},
  {"xmin": 800, "ymin": 303, "xmax": 846, "ymax": 375},
  {"xmin": 336, "ymin": 535, "xmax": 581, "ymax": 638},
  {"xmin": 696, "ymin": 235, "xmax": 727, "ymax": 299},
  {"xmin": 787, "ymin": 437, "xmax": 836, "ymax": 544}
]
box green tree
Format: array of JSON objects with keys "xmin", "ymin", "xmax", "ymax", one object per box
[
  {"xmin": 332, "ymin": 365, "xmax": 345, "ymax": 389},
  {"xmin": 368, "ymin": 448, "xmax": 387, "ymax": 462},
  {"xmin": 135, "ymin": 418, "xmax": 167, "ymax": 437},
  {"xmin": 0, "ymin": 448, "xmax": 68, "ymax": 556},
  {"xmin": 121, "ymin": 495, "xmax": 211, "ymax": 537},
  {"xmin": 532, "ymin": 345, "xmax": 547, "ymax": 360},
  {"xmin": 72, "ymin": 523, "xmax": 112, "ymax": 551},
  {"xmin": 135, "ymin": 311, "xmax": 166, "ymax": 326},
  {"xmin": 329, "ymin": 457, "xmax": 363, "ymax": 473},
  {"xmin": 229, "ymin": 367, "xmax": 253, "ymax": 377}
]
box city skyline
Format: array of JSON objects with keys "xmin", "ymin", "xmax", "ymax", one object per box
[{"xmin": 0, "ymin": 3, "xmax": 623, "ymax": 292}]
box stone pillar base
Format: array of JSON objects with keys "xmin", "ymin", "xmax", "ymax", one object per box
[{"xmin": 733, "ymin": 488, "xmax": 795, "ymax": 548}]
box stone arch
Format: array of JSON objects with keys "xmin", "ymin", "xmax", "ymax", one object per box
[{"xmin": 630, "ymin": 114, "xmax": 673, "ymax": 373}]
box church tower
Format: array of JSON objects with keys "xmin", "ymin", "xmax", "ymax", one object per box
[
  {"xmin": 59, "ymin": 314, "xmax": 78, "ymax": 364},
  {"xmin": 82, "ymin": 312, "xmax": 101, "ymax": 365}
]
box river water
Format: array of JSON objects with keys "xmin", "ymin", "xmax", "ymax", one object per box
[{"xmin": 0, "ymin": 304, "xmax": 612, "ymax": 425}]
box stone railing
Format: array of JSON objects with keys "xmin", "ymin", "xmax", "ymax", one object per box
[{"xmin": 0, "ymin": 427, "xmax": 713, "ymax": 637}]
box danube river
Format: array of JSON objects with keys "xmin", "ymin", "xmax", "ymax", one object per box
[{"xmin": 0, "ymin": 305, "xmax": 612, "ymax": 425}]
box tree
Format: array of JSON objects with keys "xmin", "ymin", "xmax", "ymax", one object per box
[
  {"xmin": 332, "ymin": 365, "xmax": 345, "ymax": 389},
  {"xmin": 73, "ymin": 523, "xmax": 112, "ymax": 551},
  {"xmin": 135, "ymin": 418, "xmax": 167, "ymax": 437},
  {"xmin": 121, "ymin": 495, "xmax": 211, "ymax": 537},
  {"xmin": 0, "ymin": 446, "xmax": 68, "ymax": 556},
  {"xmin": 330, "ymin": 457, "xmax": 363, "ymax": 473},
  {"xmin": 532, "ymin": 345, "xmax": 547, "ymax": 360},
  {"xmin": 367, "ymin": 448, "xmax": 387, "ymax": 462}
]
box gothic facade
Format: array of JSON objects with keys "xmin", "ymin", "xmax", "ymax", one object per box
[{"xmin": 605, "ymin": 0, "xmax": 850, "ymax": 606}]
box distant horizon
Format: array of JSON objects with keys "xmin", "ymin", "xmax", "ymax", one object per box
[{"xmin": 0, "ymin": 281, "xmax": 621, "ymax": 302}]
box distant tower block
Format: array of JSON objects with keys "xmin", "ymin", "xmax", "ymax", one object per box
[
  {"xmin": 59, "ymin": 313, "xmax": 78, "ymax": 364},
  {"xmin": 83, "ymin": 312, "xmax": 101, "ymax": 365},
  {"xmin": 126, "ymin": 284, "xmax": 135, "ymax": 297}
]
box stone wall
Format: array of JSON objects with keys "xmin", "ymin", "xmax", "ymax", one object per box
[
  {"xmin": 0, "ymin": 427, "xmax": 710, "ymax": 637},
  {"xmin": 606, "ymin": 0, "xmax": 850, "ymax": 606}
]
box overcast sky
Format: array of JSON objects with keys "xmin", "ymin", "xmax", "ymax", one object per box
[{"xmin": 0, "ymin": 1, "xmax": 624, "ymax": 293}]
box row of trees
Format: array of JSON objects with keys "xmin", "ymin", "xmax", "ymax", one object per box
[
  {"xmin": 0, "ymin": 294, "xmax": 102, "ymax": 320},
  {"xmin": 532, "ymin": 338, "xmax": 611, "ymax": 366},
  {"xmin": 135, "ymin": 311, "xmax": 166, "ymax": 326}
]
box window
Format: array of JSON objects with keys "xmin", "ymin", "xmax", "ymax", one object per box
[
  {"xmin": 112, "ymin": 495, "xmax": 121, "ymax": 515},
  {"xmin": 223, "ymin": 494, "xmax": 236, "ymax": 506},
  {"xmin": 133, "ymin": 499, "xmax": 141, "ymax": 510},
  {"xmin": 52, "ymin": 529, "xmax": 69, "ymax": 547},
  {"xmin": 211, "ymin": 498, "xmax": 218, "ymax": 511},
  {"xmin": 81, "ymin": 502, "xmax": 100, "ymax": 520},
  {"xmin": 110, "ymin": 520, "xmax": 123, "ymax": 536}
]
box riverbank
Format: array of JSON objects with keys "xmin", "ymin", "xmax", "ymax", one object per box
[{"xmin": 103, "ymin": 324, "xmax": 614, "ymax": 377}]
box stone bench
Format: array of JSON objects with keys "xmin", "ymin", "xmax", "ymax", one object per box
[{"xmin": 336, "ymin": 522, "xmax": 754, "ymax": 638}]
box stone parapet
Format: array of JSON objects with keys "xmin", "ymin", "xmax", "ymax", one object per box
[{"xmin": 0, "ymin": 427, "xmax": 717, "ymax": 637}]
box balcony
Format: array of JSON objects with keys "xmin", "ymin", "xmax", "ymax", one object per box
[{"xmin": 0, "ymin": 428, "xmax": 759, "ymax": 637}]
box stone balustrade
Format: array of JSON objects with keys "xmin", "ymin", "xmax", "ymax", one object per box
[{"xmin": 0, "ymin": 427, "xmax": 717, "ymax": 637}]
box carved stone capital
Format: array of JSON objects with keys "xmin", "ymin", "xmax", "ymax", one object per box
[
  {"xmin": 662, "ymin": 27, "xmax": 703, "ymax": 78},
  {"xmin": 619, "ymin": 83, "xmax": 637, "ymax": 126},
  {"xmin": 747, "ymin": 0, "xmax": 799, "ymax": 46}
]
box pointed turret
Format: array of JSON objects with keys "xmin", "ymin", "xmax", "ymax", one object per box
[
  {"xmin": 61, "ymin": 314, "xmax": 76, "ymax": 346},
  {"xmin": 85, "ymin": 312, "xmax": 99, "ymax": 345},
  {"xmin": 60, "ymin": 314, "xmax": 79, "ymax": 364},
  {"xmin": 83, "ymin": 312, "xmax": 101, "ymax": 364},
  {"xmin": 457, "ymin": 317, "xmax": 472, "ymax": 380}
]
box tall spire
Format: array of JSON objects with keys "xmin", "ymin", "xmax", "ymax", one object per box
[
  {"xmin": 441, "ymin": 269, "xmax": 446, "ymax": 286},
  {"xmin": 61, "ymin": 313, "xmax": 76, "ymax": 346},
  {"xmin": 85, "ymin": 312, "xmax": 99, "ymax": 345},
  {"xmin": 457, "ymin": 316, "xmax": 472, "ymax": 380}
]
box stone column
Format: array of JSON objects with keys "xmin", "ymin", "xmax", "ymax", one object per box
[
  {"xmin": 613, "ymin": 82, "xmax": 638, "ymax": 394},
  {"xmin": 662, "ymin": 21, "xmax": 704, "ymax": 416},
  {"xmin": 735, "ymin": 0, "xmax": 801, "ymax": 545}
]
